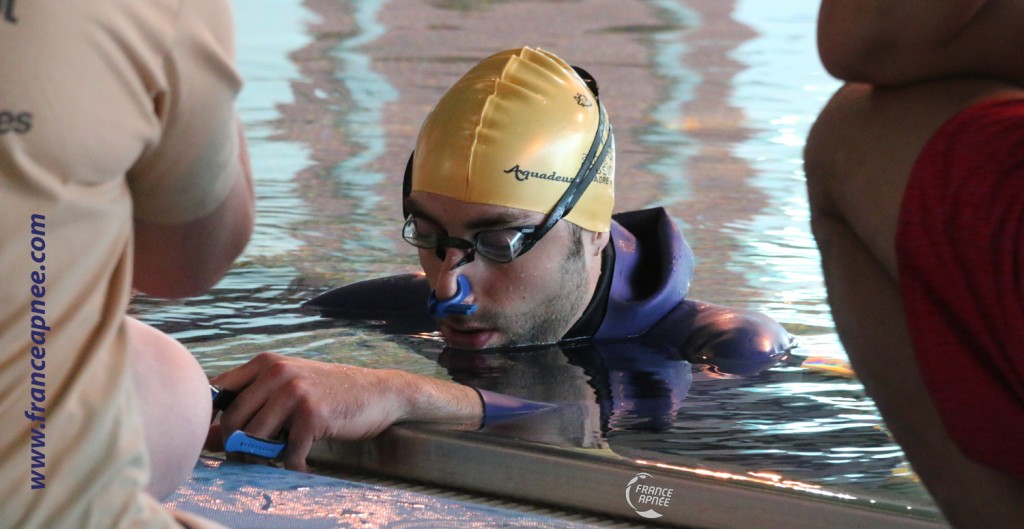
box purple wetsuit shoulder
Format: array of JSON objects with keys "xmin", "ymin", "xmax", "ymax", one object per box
[{"xmin": 594, "ymin": 208, "xmax": 694, "ymax": 340}]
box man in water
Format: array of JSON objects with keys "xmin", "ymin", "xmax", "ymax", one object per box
[{"xmin": 211, "ymin": 47, "xmax": 790, "ymax": 471}]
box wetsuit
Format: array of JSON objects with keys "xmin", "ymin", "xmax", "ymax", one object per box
[
  {"xmin": 564, "ymin": 208, "xmax": 694, "ymax": 340},
  {"xmin": 567, "ymin": 207, "xmax": 791, "ymax": 374}
]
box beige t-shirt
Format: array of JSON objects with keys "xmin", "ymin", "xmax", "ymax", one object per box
[{"xmin": 0, "ymin": 1, "xmax": 242, "ymax": 527}]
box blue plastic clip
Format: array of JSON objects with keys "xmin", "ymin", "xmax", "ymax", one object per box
[
  {"xmin": 224, "ymin": 430, "xmax": 286, "ymax": 459},
  {"xmin": 428, "ymin": 275, "xmax": 478, "ymax": 318},
  {"xmin": 212, "ymin": 387, "xmax": 286, "ymax": 459}
]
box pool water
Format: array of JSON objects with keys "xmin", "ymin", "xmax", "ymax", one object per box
[{"xmin": 131, "ymin": 0, "xmax": 935, "ymax": 514}]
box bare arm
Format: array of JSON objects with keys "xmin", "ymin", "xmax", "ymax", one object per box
[
  {"xmin": 209, "ymin": 353, "xmax": 483, "ymax": 472},
  {"xmin": 132, "ymin": 126, "xmax": 255, "ymax": 298},
  {"xmin": 817, "ymin": 0, "xmax": 1024, "ymax": 85}
]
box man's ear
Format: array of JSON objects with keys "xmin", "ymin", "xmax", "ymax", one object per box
[{"xmin": 589, "ymin": 230, "xmax": 610, "ymax": 256}]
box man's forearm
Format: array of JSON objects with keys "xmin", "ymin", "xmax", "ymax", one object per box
[{"xmin": 393, "ymin": 371, "xmax": 484, "ymax": 428}]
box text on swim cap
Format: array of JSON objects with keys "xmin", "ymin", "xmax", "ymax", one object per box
[
  {"xmin": 503, "ymin": 164, "xmax": 611, "ymax": 185},
  {"xmin": 503, "ymin": 164, "xmax": 572, "ymax": 183}
]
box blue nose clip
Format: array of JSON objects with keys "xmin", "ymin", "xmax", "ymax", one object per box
[{"xmin": 428, "ymin": 275, "xmax": 478, "ymax": 318}]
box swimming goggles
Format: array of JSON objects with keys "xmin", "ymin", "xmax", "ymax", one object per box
[{"xmin": 402, "ymin": 216, "xmax": 537, "ymax": 267}]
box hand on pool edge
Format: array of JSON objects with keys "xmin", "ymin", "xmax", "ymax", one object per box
[{"xmin": 207, "ymin": 352, "xmax": 484, "ymax": 471}]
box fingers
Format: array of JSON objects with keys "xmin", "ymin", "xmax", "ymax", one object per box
[
  {"xmin": 208, "ymin": 355, "xmax": 473, "ymax": 472},
  {"xmin": 282, "ymin": 434, "xmax": 314, "ymax": 473},
  {"xmin": 204, "ymin": 423, "xmax": 225, "ymax": 452},
  {"xmin": 215, "ymin": 354, "xmax": 300, "ymax": 438},
  {"xmin": 228, "ymin": 379, "xmax": 298, "ymax": 440},
  {"xmin": 211, "ymin": 353, "xmax": 324, "ymax": 469},
  {"xmin": 210, "ymin": 351, "xmax": 283, "ymax": 391}
]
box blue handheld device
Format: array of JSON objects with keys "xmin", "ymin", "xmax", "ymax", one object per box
[
  {"xmin": 224, "ymin": 430, "xmax": 286, "ymax": 459},
  {"xmin": 211, "ymin": 386, "xmax": 286, "ymax": 459}
]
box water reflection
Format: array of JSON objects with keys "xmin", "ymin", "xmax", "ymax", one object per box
[
  {"xmin": 730, "ymin": 0, "xmax": 842, "ymax": 354},
  {"xmin": 438, "ymin": 339, "xmax": 751, "ymax": 450},
  {"xmin": 425, "ymin": 337, "xmax": 928, "ymax": 505}
]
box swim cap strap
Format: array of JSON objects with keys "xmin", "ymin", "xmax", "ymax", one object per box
[
  {"xmin": 402, "ymin": 151, "xmax": 414, "ymax": 219},
  {"xmin": 545, "ymin": 103, "xmax": 608, "ymax": 223},
  {"xmin": 515, "ymin": 99, "xmax": 611, "ymax": 257}
]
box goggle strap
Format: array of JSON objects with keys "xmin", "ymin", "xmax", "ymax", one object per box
[
  {"xmin": 402, "ymin": 151, "xmax": 415, "ymax": 218},
  {"xmin": 531, "ymin": 103, "xmax": 610, "ymax": 245}
]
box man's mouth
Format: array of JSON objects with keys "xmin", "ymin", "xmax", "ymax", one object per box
[{"xmin": 440, "ymin": 323, "xmax": 499, "ymax": 350}]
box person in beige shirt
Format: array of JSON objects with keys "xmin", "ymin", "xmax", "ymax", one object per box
[{"xmin": 0, "ymin": 1, "xmax": 254, "ymax": 527}]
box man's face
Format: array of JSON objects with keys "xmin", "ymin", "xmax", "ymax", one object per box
[{"xmin": 405, "ymin": 191, "xmax": 602, "ymax": 349}]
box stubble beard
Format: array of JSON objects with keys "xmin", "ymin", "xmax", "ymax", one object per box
[{"xmin": 489, "ymin": 234, "xmax": 591, "ymax": 347}]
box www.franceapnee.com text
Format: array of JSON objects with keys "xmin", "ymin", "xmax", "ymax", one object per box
[{"xmin": 25, "ymin": 213, "xmax": 49, "ymax": 490}]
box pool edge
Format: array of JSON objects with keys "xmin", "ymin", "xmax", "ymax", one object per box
[{"xmin": 309, "ymin": 425, "xmax": 950, "ymax": 529}]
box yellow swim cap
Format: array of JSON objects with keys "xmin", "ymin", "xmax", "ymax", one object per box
[{"xmin": 408, "ymin": 47, "xmax": 615, "ymax": 233}]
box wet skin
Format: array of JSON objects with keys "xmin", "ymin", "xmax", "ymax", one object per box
[{"xmin": 404, "ymin": 191, "xmax": 607, "ymax": 349}]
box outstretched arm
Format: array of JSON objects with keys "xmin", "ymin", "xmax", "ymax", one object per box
[{"xmin": 209, "ymin": 353, "xmax": 483, "ymax": 472}]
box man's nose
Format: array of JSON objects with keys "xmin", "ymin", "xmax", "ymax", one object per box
[{"xmin": 434, "ymin": 247, "xmax": 475, "ymax": 301}]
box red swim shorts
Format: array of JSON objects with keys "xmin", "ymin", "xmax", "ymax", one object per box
[{"xmin": 897, "ymin": 97, "xmax": 1024, "ymax": 479}]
